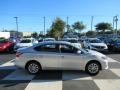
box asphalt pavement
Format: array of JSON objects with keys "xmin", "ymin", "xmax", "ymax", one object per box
[{"xmin": 0, "ymin": 52, "xmax": 120, "ymax": 90}]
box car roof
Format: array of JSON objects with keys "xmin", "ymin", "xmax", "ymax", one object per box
[
  {"xmin": 21, "ymin": 38, "xmax": 35, "ymax": 40},
  {"xmin": 87, "ymin": 38, "xmax": 99, "ymax": 40},
  {"xmin": 33, "ymin": 41, "xmax": 72, "ymax": 47},
  {"xmin": 41, "ymin": 41, "xmax": 71, "ymax": 44}
]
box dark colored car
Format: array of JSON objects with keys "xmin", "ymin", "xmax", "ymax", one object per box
[
  {"xmin": 0, "ymin": 38, "xmax": 15, "ymax": 53},
  {"xmin": 106, "ymin": 38, "xmax": 120, "ymax": 52}
]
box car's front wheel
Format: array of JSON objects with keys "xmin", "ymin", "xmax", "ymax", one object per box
[
  {"xmin": 26, "ymin": 61, "xmax": 41, "ymax": 74},
  {"xmin": 85, "ymin": 61, "xmax": 100, "ymax": 76}
]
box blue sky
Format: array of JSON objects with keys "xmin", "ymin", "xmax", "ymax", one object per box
[{"xmin": 0, "ymin": 0, "xmax": 120, "ymax": 33}]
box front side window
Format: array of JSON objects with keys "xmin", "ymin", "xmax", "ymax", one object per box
[
  {"xmin": 60, "ymin": 44, "xmax": 78, "ymax": 53},
  {"xmin": 34, "ymin": 43, "xmax": 59, "ymax": 52}
]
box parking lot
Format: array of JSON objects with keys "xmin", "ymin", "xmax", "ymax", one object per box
[{"xmin": 0, "ymin": 52, "xmax": 120, "ymax": 90}]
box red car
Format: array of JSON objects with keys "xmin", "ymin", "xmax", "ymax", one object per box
[{"xmin": 0, "ymin": 39, "xmax": 15, "ymax": 53}]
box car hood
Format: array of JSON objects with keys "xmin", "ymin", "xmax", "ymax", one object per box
[
  {"xmin": 90, "ymin": 43, "xmax": 107, "ymax": 46},
  {"xmin": 87, "ymin": 49, "xmax": 106, "ymax": 57},
  {"xmin": 0, "ymin": 43, "xmax": 8, "ymax": 47}
]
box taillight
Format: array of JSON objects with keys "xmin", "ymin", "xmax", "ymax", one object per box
[{"xmin": 16, "ymin": 52, "xmax": 23, "ymax": 57}]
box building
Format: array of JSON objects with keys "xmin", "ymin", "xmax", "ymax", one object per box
[
  {"xmin": 0, "ymin": 31, "xmax": 22, "ymax": 39},
  {"xmin": 22, "ymin": 32, "xmax": 32, "ymax": 37},
  {"xmin": 0, "ymin": 32, "xmax": 10, "ymax": 39}
]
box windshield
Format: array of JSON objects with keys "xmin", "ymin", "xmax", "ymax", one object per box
[
  {"xmin": 89, "ymin": 39, "xmax": 102, "ymax": 43},
  {"xmin": 68, "ymin": 40, "xmax": 78, "ymax": 43},
  {"xmin": 44, "ymin": 39, "xmax": 55, "ymax": 41},
  {"xmin": 20, "ymin": 39, "xmax": 31, "ymax": 43}
]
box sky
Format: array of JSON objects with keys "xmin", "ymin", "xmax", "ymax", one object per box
[{"xmin": 0, "ymin": 0, "xmax": 120, "ymax": 33}]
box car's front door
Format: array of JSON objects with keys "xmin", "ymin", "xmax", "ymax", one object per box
[{"xmin": 60, "ymin": 44, "xmax": 85, "ymax": 70}]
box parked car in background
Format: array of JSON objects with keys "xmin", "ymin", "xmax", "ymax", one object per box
[
  {"xmin": 80, "ymin": 36, "xmax": 87, "ymax": 42},
  {"xmin": 15, "ymin": 41, "xmax": 108, "ymax": 76},
  {"xmin": 44, "ymin": 38, "xmax": 55, "ymax": 41},
  {"xmin": 38, "ymin": 38, "xmax": 55, "ymax": 42},
  {"xmin": 83, "ymin": 38, "xmax": 108, "ymax": 52},
  {"xmin": 62, "ymin": 38, "xmax": 81, "ymax": 48},
  {"xmin": 8, "ymin": 37, "xmax": 21, "ymax": 44},
  {"xmin": 14, "ymin": 38, "xmax": 38, "ymax": 51},
  {"xmin": 106, "ymin": 38, "xmax": 120, "ymax": 52},
  {"xmin": 0, "ymin": 38, "xmax": 15, "ymax": 53}
]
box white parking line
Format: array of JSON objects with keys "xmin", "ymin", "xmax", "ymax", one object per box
[
  {"xmin": 0, "ymin": 59, "xmax": 16, "ymax": 69},
  {"xmin": 94, "ymin": 79, "xmax": 120, "ymax": 90},
  {"xmin": 110, "ymin": 69, "xmax": 120, "ymax": 77},
  {"xmin": 3, "ymin": 69, "xmax": 35, "ymax": 80},
  {"xmin": 25, "ymin": 80, "xmax": 62, "ymax": 90},
  {"xmin": 107, "ymin": 57, "xmax": 119, "ymax": 63}
]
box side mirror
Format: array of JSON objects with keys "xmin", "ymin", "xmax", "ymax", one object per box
[{"xmin": 77, "ymin": 50, "xmax": 82, "ymax": 54}]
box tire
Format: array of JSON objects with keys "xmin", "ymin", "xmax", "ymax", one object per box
[
  {"xmin": 112, "ymin": 47, "xmax": 117, "ymax": 52},
  {"xmin": 26, "ymin": 61, "xmax": 41, "ymax": 74},
  {"xmin": 85, "ymin": 61, "xmax": 100, "ymax": 76}
]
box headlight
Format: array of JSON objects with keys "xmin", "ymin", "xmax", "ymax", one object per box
[{"xmin": 3, "ymin": 45, "xmax": 6, "ymax": 48}]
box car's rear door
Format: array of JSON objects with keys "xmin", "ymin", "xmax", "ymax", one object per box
[{"xmin": 34, "ymin": 43, "xmax": 61, "ymax": 69}]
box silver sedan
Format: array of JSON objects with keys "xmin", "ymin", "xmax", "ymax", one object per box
[{"xmin": 15, "ymin": 41, "xmax": 109, "ymax": 76}]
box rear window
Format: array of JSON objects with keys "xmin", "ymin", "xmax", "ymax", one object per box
[{"xmin": 20, "ymin": 39, "xmax": 31, "ymax": 43}]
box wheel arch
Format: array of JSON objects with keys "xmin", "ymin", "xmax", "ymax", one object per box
[
  {"xmin": 85, "ymin": 60, "xmax": 102, "ymax": 70},
  {"xmin": 25, "ymin": 60, "xmax": 42, "ymax": 70}
]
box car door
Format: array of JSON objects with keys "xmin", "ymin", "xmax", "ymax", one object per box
[
  {"xmin": 34, "ymin": 43, "xmax": 61, "ymax": 69},
  {"xmin": 60, "ymin": 44, "xmax": 86, "ymax": 70}
]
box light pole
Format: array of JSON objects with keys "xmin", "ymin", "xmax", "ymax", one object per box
[
  {"xmin": 113, "ymin": 15, "xmax": 118, "ymax": 35},
  {"xmin": 91, "ymin": 16, "xmax": 94, "ymax": 31},
  {"xmin": 14, "ymin": 17, "xmax": 19, "ymax": 37},
  {"xmin": 43, "ymin": 16, "xmax": 46, "ymax": 37},
  {"xmin": 66, "ymin": 16, "xmax": 69, "ymax": 32},
  {"xmin": 115, "ymin": 15, "xmax": 118, "ymax": 34}
]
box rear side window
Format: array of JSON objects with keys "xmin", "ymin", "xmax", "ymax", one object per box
[{"xmin": 34, "ymin": 44, "xmax": 59, "ymax": 53}]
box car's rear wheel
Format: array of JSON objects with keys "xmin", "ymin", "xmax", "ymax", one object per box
[
  {"xmin": 26, "ymin": 61, "xmax": 41, "ymax": 74},
  {"xmin": 85, "ymin": 61, "xmax": 100, "ymax": 76}
]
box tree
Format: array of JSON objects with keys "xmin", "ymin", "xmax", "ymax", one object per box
[
  {"xmin": 72, "ymin": 21, "xmax": 86, "ymax": 33},
  {"xmin": 86, "ymin": 31, "xmax": 96, "ymax": 36},
  {"xmin": 48, "ymin": 17, "xmax": 65, "ymax": 39},
  {"xmin": 95, "ymin": 22, "xmax": 112, "ymax": 34},
  {"xmin": 31, "ymin": 32, "xmax": 38, "ymax": 38}
]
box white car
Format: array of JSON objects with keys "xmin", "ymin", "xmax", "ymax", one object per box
[
  {"xmin": 62, "ymin": 38, "xmax": 81, "ymax": 48},
  {"xmin": 44, "ymin": 38, "xmax": 55, "ymax": 41},
  {"xmin": 14, "ymin": 38, "xmax": 38, "ymax": 51},
  {"xmin": 15, "ymin": 41, "xmax": 109, "ymax": 76},
  {"xmin": 83, "ymin": 38, "xmax": 108, "ymax": 52},
  {"xmin": 38, "ymin": 38, "xmax": 55, "ymax": 42}
]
